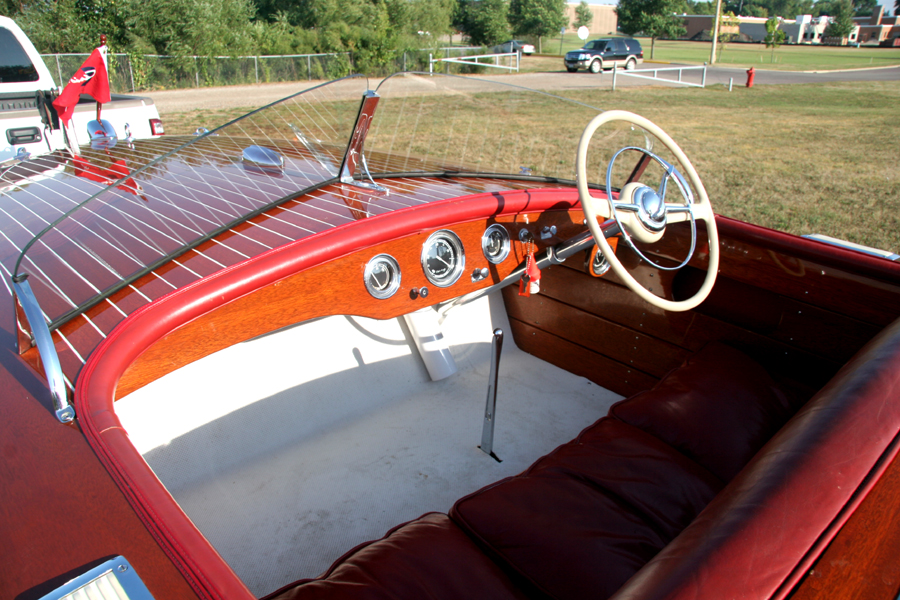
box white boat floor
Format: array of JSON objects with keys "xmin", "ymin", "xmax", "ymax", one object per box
[{"xmin": 117, "ymin": 293, "xmax": 621, "ymax": 597}]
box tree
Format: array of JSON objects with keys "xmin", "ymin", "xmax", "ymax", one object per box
[
  {"xmin": 17, "ymin": 0, "xmax": 128, "ymax": 53},
  {"xmin": 458, "ymin": 0, "xmax": 510, "ymax": 45},
  {"xmin": 714, "ymin": 11, "xmax": 740, "ymax": 61},
  {"xmin": 508, "ymin": 0, "xmax": 567, "ymax": 50},
  {"xmin": 764, "ymin": 16, "xmax": 785, "ymax": 61},
  {"xmin": 824, "ymin": 0, "xmax": 855, "ymax": 39},
  {"xmin": 617, "ymin": 0, "xmax": 687, "ymax": 58},
  {"xmin": 123, "ymin": 0, "xmax": 256, "ymax": 57},
  {"xmin": 574, "ymin": 1, "xmax": 594, "ymax": 29},
  {"xmin": 850, "ymin": 0, "xmax": 876, "ymax": 15}
]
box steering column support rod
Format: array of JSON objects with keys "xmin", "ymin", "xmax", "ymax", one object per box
[{"xmin": 479, "ymin": 328, "xmax": 504, "ymax": 460}]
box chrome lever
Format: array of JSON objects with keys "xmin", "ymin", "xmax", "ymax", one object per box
[{"xmin": 480, "ymin": 328, "xmax": 504, "ymax": 461}]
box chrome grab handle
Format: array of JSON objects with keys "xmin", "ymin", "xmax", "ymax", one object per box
[
  {"xmin": 480, "ymin": 328, "xmax": 504, "ymax": 459},
  {"xmin": 12, "ymin": 276, "xmax": 73, "ymax": 423}
]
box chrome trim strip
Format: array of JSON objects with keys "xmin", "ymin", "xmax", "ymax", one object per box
[
  {"xmin": 38, "ymin": 556, "xmax": 155, "ymax": 600},
  {"xmin": 12, "ymin": 276, "xmax": 73, "ymax": 423},
  {"xmin": 803, "ymin": 234, "xmax": 900, "ymax": 261}
]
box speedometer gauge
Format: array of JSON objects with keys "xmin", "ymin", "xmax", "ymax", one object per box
[
  {"xmin": 421, "ymin": 230, "xmax": 465, "ymax": 287},
  {"xmin": 364, "ymin": 254, "xmax": 401, "ymax": 299}
]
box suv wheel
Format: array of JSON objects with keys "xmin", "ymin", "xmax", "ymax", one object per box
[
  {"xmin": 589, "ymin": 59, "xmax": 602, "ymax": 74},
  {"xmin": 625, "ymin": 58, "xmax": 636, "ymax": 71},
  {"xmin": 566, "ymin": 66, "xmax": 577, "ymax": 73}
]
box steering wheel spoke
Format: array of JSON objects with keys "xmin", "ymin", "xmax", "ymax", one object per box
[
  {"xmin": 585, "ymin": 193, "xmax": 613, "ymax": 220},
  {"xmin": 576, "ymin": 110, "xmax": 719, "ymax": 312},
  {"xmin": 664, "ymin": 203, "xmax": 694, "ymax": 224}
]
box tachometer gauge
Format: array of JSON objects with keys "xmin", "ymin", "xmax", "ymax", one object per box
[
  {"xmin": 421, "ymin": 230, "xmax": 465, "ymax": 287},
  {"xmin": 364, "ymin": 254, "xmax": 401, "ymax": 299},
  {"xmin": 482, "ymin": 224, "xmax": 510, "ymax": 264}
]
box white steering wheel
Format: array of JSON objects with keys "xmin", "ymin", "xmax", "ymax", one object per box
[{"xmin": 576, "ymin": 110, "xmax": 719, "ymax": 312}]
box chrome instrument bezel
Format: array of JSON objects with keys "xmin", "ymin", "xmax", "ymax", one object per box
[
  {"xmin": 364, "ymin": 254, "xmax": 402, "ymax": 299},
  {"xmin": 482, "ymin": 224, "xmax": 511, "ymax": 264},
  {"xmin": 421, "ymin": 229, "xmax": 465, "ymax": 288},
  {"xmin": 591, "ymin": 247, "xmax": 611, "ymax": 276}
]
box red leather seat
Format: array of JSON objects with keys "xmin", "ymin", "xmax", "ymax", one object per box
[
  {"xmin": 451, "ymin": 343, "xmax": 800, "ymax": 600},
  {"xmin": 451, "ymin": 419, "xmax": 724, "ymax": 599},
  {"xmin": 265, "ymin": 513, "xmax": 529, "ymax": 600}
]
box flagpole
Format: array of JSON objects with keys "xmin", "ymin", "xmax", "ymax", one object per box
[{"xmin": 97, "ymin": 34, "xmax": 107, "ymax": 122}]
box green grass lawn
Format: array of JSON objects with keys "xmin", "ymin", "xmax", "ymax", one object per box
[{"xmin": 533, "ymin": 34, "xmax": 900, "ymax": 71}]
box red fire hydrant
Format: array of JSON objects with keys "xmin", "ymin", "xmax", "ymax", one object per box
[{"xmin": 746, "ymin": 67, "xmax": 756, "ymax": 88}]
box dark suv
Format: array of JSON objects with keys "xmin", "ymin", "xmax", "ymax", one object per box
[{"xmin": 564, "ymin": 38, "xmax": 643, "ymax": 73}]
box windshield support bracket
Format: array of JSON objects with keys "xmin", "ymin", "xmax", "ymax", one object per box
[
  {"xmin": 339, "ymin": 90, "xmax": 388, "ymax": 193},
  {"xmin": 12, "ymin": 275, "xmax": 73, "ymax": 423}
]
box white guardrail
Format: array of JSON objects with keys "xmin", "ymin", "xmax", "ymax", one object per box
[
  {"xmin": 429, "ymin": 51, "xmax": 520, "ymax": 73},
  {"xmin": 611, "ymin": 64, "xmax": 708, "ymax": 90}
]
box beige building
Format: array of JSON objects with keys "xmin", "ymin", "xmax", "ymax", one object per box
[
  {"xmin": 681, "ymin": 14, "xmax": 867, "ymax": 44},
  {"xmin": 564, "ymin": 3, "xmax": 618, "ymax": 35},
  {"xmin": 854, "ymin": 6, "xmax": 900, "ymax": 44}
]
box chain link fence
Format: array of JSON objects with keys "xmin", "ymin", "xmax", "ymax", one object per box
[
  {"xmin": 41, "ymin": 47, "xmax": 506, "ymax": 92},
  {"xmin": 40, "ymin": 53, "xmax": 353, "ymax": 93}
]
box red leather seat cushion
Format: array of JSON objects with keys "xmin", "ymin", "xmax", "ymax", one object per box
[
  {"xmin": 266, "ymin": 513, "xmax": 529, "ymax": 600},
  {"xmin": 451, "ymin": 419, "xmax": 723, "ymax": 599},
  {"xmin": 610, "ymin": 343, "xmax": 797, "ymax": 482}
]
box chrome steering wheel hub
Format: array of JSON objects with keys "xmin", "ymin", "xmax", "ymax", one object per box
[{"xmin": 632, "ymin": 185, "xmax": 666, "ymax": 232}]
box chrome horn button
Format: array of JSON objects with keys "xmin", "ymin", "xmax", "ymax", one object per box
[{"xmin": 633, "ymin": 185, "xmax": 666, "ymax": 232}]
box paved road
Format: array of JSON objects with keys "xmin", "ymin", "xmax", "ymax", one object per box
[{"xmin": 144, "ymin": 65, "xmax": 900, "ymax": 115}]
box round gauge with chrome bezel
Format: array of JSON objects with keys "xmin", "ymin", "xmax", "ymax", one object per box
[
  {"xmin": 421, "ymin": 230, "xmax": 465, "ymax": 287},
  {"xmin": 364, "ymin": 254, "xmax": 401, "ymax": 299},
  {"xmin": 482, "ymin": 224, "xmax": 510, "ymax": 264}
]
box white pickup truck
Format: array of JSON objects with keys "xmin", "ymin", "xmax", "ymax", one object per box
[{"xmin": 1, "ymin": 15, "xmax": 163, "ymax": 163}]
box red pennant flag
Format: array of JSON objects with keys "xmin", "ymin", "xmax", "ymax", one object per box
[{"xmin": 52, "ymin": 46, "xmax": 111, "ymax": 125}]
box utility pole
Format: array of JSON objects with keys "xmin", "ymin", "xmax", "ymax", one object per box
[{"xmin": 710, "ymin": 0, "xmax": 723, "ymax": 64}]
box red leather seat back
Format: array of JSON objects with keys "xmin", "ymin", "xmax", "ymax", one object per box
[
  {"xmin": 611, "ymin": 343, "xmax": 799, "ymax": 482},
  {"xmin": 609, "ymin": 319, "xmax": 900, "ymax": 600}
]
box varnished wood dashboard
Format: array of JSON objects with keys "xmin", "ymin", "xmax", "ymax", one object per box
[{"xmin": 116, "ymin": 208, "xmax": 588, "ymax": 398}]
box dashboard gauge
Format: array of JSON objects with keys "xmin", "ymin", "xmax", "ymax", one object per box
[
  {"xmin": 364, "ymin": 254, "xmax": 401, "ymax": 299},
  {"xmin": 482, "ymin": 224, "xmax": 510, "ymax": 264},
  {"xmin": 421, "ymin": 230, "xmax": 465, "ymax": 287}
]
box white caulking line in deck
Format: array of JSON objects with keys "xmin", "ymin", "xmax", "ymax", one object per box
[
  {"xmin": 11, "ymin": 176, "xmax": 199, "ymax": 258},
  {"xmin": 61, "ymin": 322, "xmax": 89, "ymax": 361},
  {"xmin": 13, "ymin": 187, "xmax": 201, "ymax": 296},
  {"xmin": 0, "ymin": 246, "xmax": 104, "ymax": 348},
  {"xmin": 0, "ymin": 205, "xmax": 103, "ymax": 308}
]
